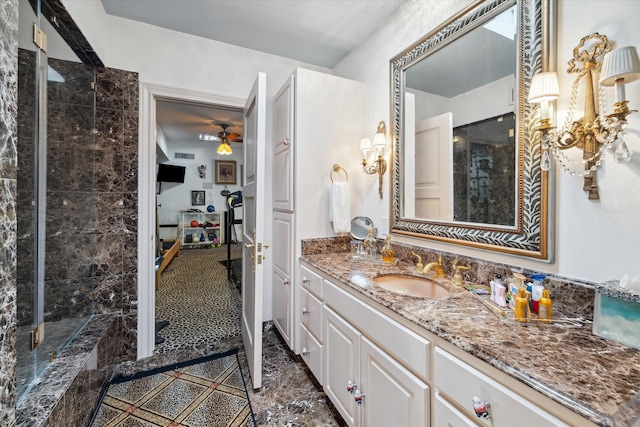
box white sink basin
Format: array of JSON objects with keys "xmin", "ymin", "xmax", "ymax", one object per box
[{"xmin": 373, "ymin": 275, "xmax": 451, "ymax": 298}]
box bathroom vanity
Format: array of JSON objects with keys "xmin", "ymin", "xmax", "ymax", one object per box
[{"xmin": 297, "ymin": 252, "xmax": 640, "ymax": 427}]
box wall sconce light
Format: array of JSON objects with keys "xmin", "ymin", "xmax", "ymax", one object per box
[
  {"xmin": 528, "ymin": 33, "xmax": 640, "ymax": 200},
  {"xmin": 361, "ymin": 121, "xmax": 388, "ymax": 198}
]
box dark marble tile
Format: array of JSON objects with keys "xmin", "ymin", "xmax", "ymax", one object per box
[
  {"xmin": 0, "ymin": 0, "xmax": 18, "ymax": 54},
  {"xmin": 94, "ymin": 232, "xmax": 124, "ymax": 277},
  {"xmin": 44, "ymin": 233, "xmax": 95, "ymax": 282},
  {"xmin": 0, "ymin": 302, "xmax": 17, "ymax": 426}
]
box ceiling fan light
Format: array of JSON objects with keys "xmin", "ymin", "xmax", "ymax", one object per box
[{"xmin": 217, "ymin": 142, "xmax": 226, "ymax": 154}]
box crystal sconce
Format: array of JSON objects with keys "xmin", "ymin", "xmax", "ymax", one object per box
[{"xmin": 528, "ymin": 33, "xmax": 640, "ymax": 199}]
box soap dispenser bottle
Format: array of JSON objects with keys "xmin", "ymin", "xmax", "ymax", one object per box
[
  {"xmin": 381, "ymin": 235, "xmax": 395, "ymax": 263},
  {"xmin": 363, "ymin": 228, "xmax": 377, "ymax": 260}
]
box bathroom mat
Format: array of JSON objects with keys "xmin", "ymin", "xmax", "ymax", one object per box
[{"xmin": 89, "ymin": 349, "xmax": 255, "ymax": 427}]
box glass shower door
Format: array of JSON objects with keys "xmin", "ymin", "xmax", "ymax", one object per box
[{"xmin": 16, "ymin": 0, "xmax": 96, "ymax": 402}]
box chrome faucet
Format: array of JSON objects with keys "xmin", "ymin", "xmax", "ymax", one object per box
[{"xmin": 423, "ymin": 255, "xmax": 446, "ymax": 278}]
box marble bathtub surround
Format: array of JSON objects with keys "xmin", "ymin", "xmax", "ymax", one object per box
[
  {"xmin": 300, "ymin": 247, "xmax": 640, "ymax": 426},
  {"xmin": 302, "ymin": 236, "xmax": 597, "ymax": 320}
]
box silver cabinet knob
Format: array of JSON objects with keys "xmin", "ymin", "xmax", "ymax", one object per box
[
  {"xmin": 347, "ymin": 380, "xmax": 357, "ymax": 393},
  {"xmin": 354, "ymin": 389, "xmax": 365, "ymax": 405},
  {"xmin": 302, "ymin": 307, "xmax": 310, "ymax": 315},
  {"xmin": 301, "ymin": 347, "xmax": 310, "ymax": 356}
]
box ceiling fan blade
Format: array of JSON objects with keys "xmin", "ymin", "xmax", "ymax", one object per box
[{"xmin": 199, "ymin": 133, "xmax": 221, "ymax": 142}]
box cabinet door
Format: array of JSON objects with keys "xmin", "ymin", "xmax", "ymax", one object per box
[
  {"xmin": 273, "ymin": 212, "xmax": 293, "ymax": 348},
  {"xmin": 323, "ymin": 306, "xmax": 361, "ymax": 427},
  {"xmin": 273, "ymin": 75, "xmax": 294, "ymax": 212},
  {"xmin": 434, "ymin": 392, "xmax": 478, "ymax": 427},
  {"xmin": 360, "ymin": 336, "xmax": 429, "ymax": 427}
]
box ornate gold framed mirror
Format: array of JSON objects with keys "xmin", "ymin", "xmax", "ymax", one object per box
[{"xmin": 390, "ymin": 0, "xmax": 554, "ymax": 260}]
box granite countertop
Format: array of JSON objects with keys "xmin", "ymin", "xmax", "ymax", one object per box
[{"xmin": 301, "ymin": 253, "xmax": 640, "ymax": 427}]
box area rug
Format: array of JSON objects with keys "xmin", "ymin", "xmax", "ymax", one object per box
[
  {"xmin": 90, "ymin": 349, "xmax": 256, "ymax": 427},
  {"xmin": 156, "ymin": 247, "xmax": 242, "ymax": 353}
]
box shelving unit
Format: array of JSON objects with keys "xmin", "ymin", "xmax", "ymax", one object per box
[{"xmin": 179, "ymin": 211, "xmax": 224, "ymax": 248}]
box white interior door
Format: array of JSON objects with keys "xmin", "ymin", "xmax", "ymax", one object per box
[
  {"xmin": 414, "ymin": 112, "xmax": 453, "ymax": 220},
  {"xmin": 242, "ymin": 72, "xmax": 267, "ymax": 389}
]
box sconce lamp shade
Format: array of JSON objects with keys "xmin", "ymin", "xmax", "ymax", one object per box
[
  {"xmin": 600, "ymin": 46, "xmax": 640, "ymax": 86},
  {"xmin": 527, "ymin": 72, "xmax": 560, "ymax": 103},
  {"xmin": 372, "ymin": 132, "xmax": 386, "ymax": 149},
  {"xmin": 360, "ymin": 137, "xmax": 372, "ymax": 153}
]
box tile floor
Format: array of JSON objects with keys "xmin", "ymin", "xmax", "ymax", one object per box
[{"xmin": 110, "ymin": 247, "xmax": 345, "ymax": 426}]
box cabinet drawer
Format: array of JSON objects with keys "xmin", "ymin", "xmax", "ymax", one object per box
[
  {"xmin": 434, "ymin": 392, "xmax": 478, "ymax": 427},
  {"xmin": 434, "ymin": 347, "xmax": 569, "ymax": 427},
  {"xmin": 300, "ymin": 264, "xmax": 323, "ymax": 298},
  {"xmin": 323, "ymin": 278, "xmax": 430, "ymax": 383},
  {"xmin": 300, "ymin": 324, "xmax": 323, "ymax": 385},
  {"xmin": 300, "ymin": 286, "xmax": 323, "ymax": 341}
]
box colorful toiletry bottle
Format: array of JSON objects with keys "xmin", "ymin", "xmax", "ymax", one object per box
[
  {"xmin": 539, "ymin": 289, "xmax": 553, "ymax": 323},
  {"xmin": 514, "ymin": 287, "xmax": 529, "ymax": 323},
  {"xmin": 491, "ymin": 274, "xmax": 507, "ymax": 307},
  {"xmin": 530, "ymin": 274, "xmax": 545, "ymax": 315},
  {"xmin": 490, "ymin": 274, "xmax": 503, "ymax": 305},
  {"xmin": 511, "ymin": 273, "xmax": 525, "ymax": 308},
  {"xmin": 381, "ymin": 235, "xmax": 395, "ymax": 263}
]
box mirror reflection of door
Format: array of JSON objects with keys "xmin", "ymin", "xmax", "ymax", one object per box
[{"xmin": 415, "ymin": 113, "xmax": 453, "ymax": 221}]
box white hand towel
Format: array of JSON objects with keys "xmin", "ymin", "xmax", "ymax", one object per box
[{"xmin": 330, "ymin": 181, "xmax": 351, "ymax": 233}]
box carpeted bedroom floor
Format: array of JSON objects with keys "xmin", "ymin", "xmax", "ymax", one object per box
[{"xmin": 146, "ymin": 245, "xmax": 345, "ymax": 426}]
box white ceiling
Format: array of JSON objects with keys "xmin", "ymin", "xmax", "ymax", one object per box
[
  {"xmin": 100, "ymin": 0, "xmax": 405, "ymax": 69},
  {"xmin": 102, "ymin": 0, "xmax": 406, "ymax": 150}
]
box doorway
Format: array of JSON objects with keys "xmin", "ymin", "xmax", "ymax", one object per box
[{"xmin": 138, "ymin": 84, "xmax": 246, "ymax": 358}]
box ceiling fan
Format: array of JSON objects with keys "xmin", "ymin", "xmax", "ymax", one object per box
[{"xmin": 199, "ymin": 123, "xmax": 242, "ymax": 155}]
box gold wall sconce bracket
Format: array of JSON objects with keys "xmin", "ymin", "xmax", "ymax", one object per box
[
  {"xmin": 529, "ymin": 33, "xmax": 640, "ymax": 200},
  {"xmin": 360, "ymin": 121, "xmax": 388, "ymax": 199}
]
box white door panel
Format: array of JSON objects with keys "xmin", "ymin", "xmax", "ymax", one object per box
[{"xmin": 242, "ymin": 72, "xmax": 267, "ymax": 390}]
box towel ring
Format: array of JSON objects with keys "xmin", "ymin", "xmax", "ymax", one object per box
[{"xmin": 331, "ymin": 164, "xmax": 348, "ymax": 182}]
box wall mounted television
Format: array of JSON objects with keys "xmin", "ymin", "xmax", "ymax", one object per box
[{"xmin": 157, "ymin": 163, "xmax": 186, "ymax": 183}]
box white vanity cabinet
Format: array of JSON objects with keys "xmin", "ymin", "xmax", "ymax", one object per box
[
  {"xmin": 272, "ymin": 68, "xmax": 365, "ymax": 351},
  {"xmin": 301, "ymin": 259, "xmax": 601, "ymax": 427},
  {"xmin": 433, "ymin": 347, "xmax": 570, "ymax": 427},
  {"xmin": 298, "ymin": 263, "xmax": 325, "ymax": 383},
  {"xmin": 322, "ymin": 274, "xmax": 430, "ymax": 427},
  {"xmin": 273, "ymin": 211, "xmax": 294, "ymax": 345}
]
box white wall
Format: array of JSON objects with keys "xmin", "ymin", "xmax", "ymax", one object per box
[
  {"xmin": 156, "ymin": 142, "xmax": 244, "ymax": 241},
  {"xmin": 61, "ymin": 0, "xmax": 337, "ymax": 323},
  {"xmin": 63, "ymin": 0, "xmax": 640, "ymax": 284},
  {"xmin": 334, "ymin": 0, "xmax": 640, "ymax": 283}
]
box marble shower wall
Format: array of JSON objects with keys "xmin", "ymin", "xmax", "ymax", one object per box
[
  {"xmin": 15, "ymin": 53, "xmax": 139, "ymax": 360},
  {"xmin": 0, "ymin": 0, "xmax": 19, "ymax": 425},
  {"xmin": 93, "ymin": 66, "xmax": 140, "ymax": 362}
]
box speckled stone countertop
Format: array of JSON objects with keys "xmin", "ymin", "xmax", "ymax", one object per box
[{"xmin": 300, "ymin": 252, "xmax": 640, "ymax": 427}]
